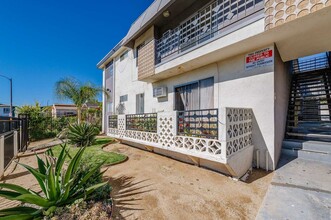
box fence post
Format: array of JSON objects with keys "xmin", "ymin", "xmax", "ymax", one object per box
[
  {"xmin": 14, "ymin": 131, "xmax": 18, "ymax": 157},
  {"xmin": 19, "ymin": 121, "xmax": 22, "ymax": 152},
  {"xmin": 0, "ymin": 136, "xmax": 4, "ymax": 179}
]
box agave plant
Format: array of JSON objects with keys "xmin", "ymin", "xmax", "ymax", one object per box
[
  {"xmin": 67, "ymin": 122, "xmax": 100, "ymax": 147},
  {"xmin": 0, "ymin": 144, "xmax": 107, "ymax": 219}
]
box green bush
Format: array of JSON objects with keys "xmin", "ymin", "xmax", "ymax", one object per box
[
  {"xmin": 0, "ymin": 144, "xmax": 107, "ymax": 219},
  {"xmin": 67, "ymin": 123, "xmax": 100, "ymax": 147},
  {"xmin": 76, "ymin": 163, "xmax": 112, "ymax": 201}
]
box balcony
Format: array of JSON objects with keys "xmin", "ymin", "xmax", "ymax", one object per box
[
  {"xmin": 155, "ymin": 0, "xmax": 264, "ymax": 65},
  {"xmin": 107, "ymin": 108, "xmax": 254, "ymax": 178}
]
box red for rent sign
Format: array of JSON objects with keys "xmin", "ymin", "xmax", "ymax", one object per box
[{"xmin": 245, "ymin": 47, "xmax": 273, "ymax": 70}]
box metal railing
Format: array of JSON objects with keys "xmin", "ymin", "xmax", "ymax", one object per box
[
  {"xmin": 177, "ymin": 109, "xmax": 219, "ymax": 139},
  {"xmin": 292, "ymin": 55, "xmax": 330, "ymax": 74},
  {"xmin": 155, "ymin": 0, "xmax": 264, "ymax": 64},
  {"xmin": 108, "ymin": 115, "xmax": 118, "ymax": 129},
  {"xmin": 126, "ymin": 113, "xmax": 157, "ymax": 133}
]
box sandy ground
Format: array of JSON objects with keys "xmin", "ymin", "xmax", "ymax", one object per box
[
  {"xmin": 0, "ymin": 141, "xmax": 273, "ymax": 219},
  {"xmin": 103, "ymin": 143, "xmax": 273, "ymax": 220}
]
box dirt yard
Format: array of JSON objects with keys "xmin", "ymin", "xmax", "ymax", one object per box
[
  {"xmin": 0, "ymin": 141, "xmax": 272, "ymax": 219},
  {"xmin": 103, "ymin": 143, "xmax": 273, "ymax": 220}
]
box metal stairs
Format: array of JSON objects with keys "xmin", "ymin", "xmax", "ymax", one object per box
[{"xmin": 282, "ymin": 53, "xmax": 331, "ymax": 163}]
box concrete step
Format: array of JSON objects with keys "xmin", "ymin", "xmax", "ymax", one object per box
[
  {"xmin": 282, "ymin": 139, "xmax": 331, "ymax": 164},
  {"xmin": 286, "ymin": 132, "xmax": 331, "ymax": 142}
]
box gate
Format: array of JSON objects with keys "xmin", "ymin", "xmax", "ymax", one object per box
[{"xmin": 0, "ymin": 115, "xmax": 29, "ymax": 178}]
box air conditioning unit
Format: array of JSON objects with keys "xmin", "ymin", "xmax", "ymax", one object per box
[{"xmin": 153, "ymin": 87, "xmax": 167, "ymax": 98}]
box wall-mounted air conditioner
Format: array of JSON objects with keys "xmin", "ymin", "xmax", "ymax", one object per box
[{"xmin": 153, "ymin": 87, "xmax": 167, "ymax": 98}]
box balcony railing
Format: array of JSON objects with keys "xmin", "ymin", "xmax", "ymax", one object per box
[
  {"xmin": 155, "ymin": 0, "xmax": 264, "ymax": 64},
  {"xmin": 126, "ymin": 113, "xmax": 157, "ymax": 133},
  {"xmin": 108, "ymin": 115, "xmax": 118, "ymax": 129},
  {"xmin": 177, "ymin": 109, "xmax": 218, "ymax": 139}
]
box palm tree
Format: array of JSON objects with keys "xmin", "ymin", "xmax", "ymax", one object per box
[{"xmin": 55, "ymin": 77, "xmax": 106, "ymax": 124}]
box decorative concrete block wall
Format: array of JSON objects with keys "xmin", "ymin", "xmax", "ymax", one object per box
[
  {"xmin": 265, "ymin": 0, "xmax": 330, "ymax": 30},
  {"xmin": 225, "ymin": 108, "xmax": 253, "ymax": 157}
]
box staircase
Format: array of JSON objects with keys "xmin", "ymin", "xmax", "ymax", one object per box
[{"xmin": 282, "ymin": 54, "xmax": 331, "ymax": 163}]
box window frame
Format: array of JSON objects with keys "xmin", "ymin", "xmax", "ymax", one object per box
[
  {"xmin": 120, "ymin": 50, "xmax": 129, "ymax": 62},
  {"xmin": 120, "ymin": 94, "xmax": 128, "ymax": 103},
  {"xmin": 174, "ymin": 77, "xmax": 214, "ymax": 111}
]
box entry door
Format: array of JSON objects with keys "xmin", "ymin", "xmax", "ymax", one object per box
[{"xmin": 136, "ymin": 93, "xmax": 144, "ymax": 114}]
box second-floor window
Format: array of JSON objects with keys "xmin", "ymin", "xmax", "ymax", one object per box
[{"xmin": 120, "ymin": 51, "xmax": 128, "ymax": 61}]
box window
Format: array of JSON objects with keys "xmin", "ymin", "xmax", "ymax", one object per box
[
  {"xmin": 105, "ymin": 61, "xmax": 114, "ymax": 78},
  {"xmin": 136, "ymin": 93, "xmax": 144, "ymax": 114},
  {"xmin": 120, "ymin": 51, "xmax": 128, "ymax": 61},
  {"xmin": 120, "ymin": 94, "xmax": 128, "ymax": 102},
  {"xmin": 105, "ymin": 60, "xmax": 114, "ymax": 112},
  {"xmin": 3, "ymin": 108, "xmax": 10, "ymax": 114},
  {"xmin": 175, "ymin": 77, "xmax": 214, "ymax": 111},
  {"xmin": 135, "ymin": 42, "xmax": 145, "ymax": 66}
]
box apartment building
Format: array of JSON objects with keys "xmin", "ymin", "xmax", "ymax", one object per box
[{"xmin": 97, "ymin": 0, "xmax": 331, "ymax": 178}]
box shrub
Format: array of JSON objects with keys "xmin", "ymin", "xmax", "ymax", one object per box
[
  {"xmin": 76, "ymin": 163, "xmax": 112, "ymax": 201},
  {"xmin": 0, "ymin": 144, "xmax": 107, "ymax": 219},
  {"xmin": 67, "ymin": 123, "xmax": 100, "ymax": 147}
]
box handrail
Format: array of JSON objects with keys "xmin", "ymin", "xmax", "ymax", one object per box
[
  {"xmin": 0, "ymin": 129, "xmax": 19, "ymax": 137},
  {"xmin": 292, "ymin": 56, "xmax": 330, "ymax": 74}
]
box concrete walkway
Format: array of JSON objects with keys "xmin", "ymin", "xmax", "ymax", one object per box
[{"xmin": 256, "ymin": 155, "xmax": 331, "ymax": 219}]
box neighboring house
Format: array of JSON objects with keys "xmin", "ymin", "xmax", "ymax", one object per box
[
  {"xmin": 51, "ymin": 104, "xmax": 77, "ymax": 118},
  {"xmin": 97, "ymin": 0, "xmax": 331, "ymax": 178},
  {"xmin": 82, "ymin": 102, "xmax": 101, "ymax": 111},
  {"xmin": 0, "ymin": 104, "xmax": 16, "ymax": 117},
  {"xmin": 51, "ymin": 103, "xmax": 100, "ymax": 118}
]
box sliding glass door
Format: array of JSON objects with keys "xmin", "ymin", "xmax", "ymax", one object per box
[{"xmin": 175, "ymin": 77, "xmax": 214, "ymax": 111}]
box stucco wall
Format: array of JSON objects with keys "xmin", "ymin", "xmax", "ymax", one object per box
[
  {"xmin": 109, "ymin": 43, "xmax": 287, "ymax": 170},
  {"xmin": 217, "ymin": 47, "xmax": 276, "ymax": 170},
  {"xmin": 274, "ymin": 46, "xmax": 291, "ymax": 168}
]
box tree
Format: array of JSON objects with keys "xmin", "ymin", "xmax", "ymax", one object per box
[{"xmin": 55, "ymin": 77, "xmax": 106, "ymax": 124}]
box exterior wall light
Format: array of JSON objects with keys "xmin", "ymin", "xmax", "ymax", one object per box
[{"xmin": 163, "ymin": 10, "xmax": 170, "ymax": 18}]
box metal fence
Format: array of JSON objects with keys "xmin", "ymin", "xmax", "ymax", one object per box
[
  {"xmin": 0, "ymin": 115, "xmax": 29, "ymax": 178},
  {"xmin": 155, "ymin": 0, "xmax": 264, "ymax": 64},
  {"xmin": 177, "ymin": 109, "xmax": 219, "ymax": 139},
  {"xmin": 108, "ymin": 115, "xmax": 118, "ymax": 129},
  {"xmin": 126, "ymin": 113, "xmax": 157, "ymax": 133}
]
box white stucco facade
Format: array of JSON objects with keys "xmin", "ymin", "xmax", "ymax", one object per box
[{"xmin": 98, "ymin": 0, "xmax": 331, "ymax": 176}]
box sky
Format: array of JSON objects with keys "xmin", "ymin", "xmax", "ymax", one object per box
[{"xmin": 0, "ymin": 0, "xmax": 154, "ymax": 106}]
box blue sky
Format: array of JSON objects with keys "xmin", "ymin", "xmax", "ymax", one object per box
[{"xmin": 0, "ymin": 0, "xmax": 153, "ymax": 106}]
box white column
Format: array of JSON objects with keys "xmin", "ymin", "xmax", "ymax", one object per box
[
  {"xmin": 102, "ymin": 68, "xmax": 106, "ymax": 134},
  {"xmin": 0, "ymin": 136, "xmax": 4, "ymax": 179}
]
